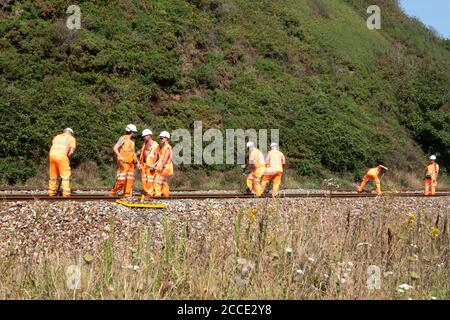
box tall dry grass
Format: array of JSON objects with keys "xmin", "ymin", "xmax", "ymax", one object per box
[{"xmin": 0, "ymin": 197, "xmax": 448, "ymax": 299}]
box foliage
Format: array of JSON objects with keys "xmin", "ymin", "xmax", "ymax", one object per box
[{"xmin": 0, "ymin": 0, "xmax": 448, "ymax": 184}]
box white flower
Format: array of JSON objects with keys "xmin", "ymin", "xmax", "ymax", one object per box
[
  {"xmin": 308, "ymin": 257, "xmax": 315, "ymax": 263},
  {"xmin": 398, "ymin": 284, "xmax": 413, "ymax": 291},
  {"xmin": 285, "ymin": 247, "xmax": 293, "ymax": 254},
  {"xmin": 123, "ymin": 265, "xmax": 140, "ymax": 271},
  {"xmin": 296, "ymin": 269, "xmax": 305, "ymax": 275}
]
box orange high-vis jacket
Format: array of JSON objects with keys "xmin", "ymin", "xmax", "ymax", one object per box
[
  {"xmin": 425, "ymin": 163, "xmax": 439, "ymax": 180},
  {"xmin": 117, "ymin": 135, "xmax": 136, "ymax": 163},
  {"xmin": 49, "ymin": 133, "xmax": 76, "ymax": 158},
  {"xmin": 156, "ymin": 144, "xmax": 173, "ymax": 176},
  {"xmin": 366, "ymin": 166, "xmax": 382, "ymax": 178},
  {"xmin": 265, "ymin": 150, "xmax": 286, "ymax": 174},
  {"xmin": 143, "ymin": 141, "xmax": 160, "ymax": 167},
  {"xmin": 249, "ymin": 148, "xmax": 265, "ymax": 168}
]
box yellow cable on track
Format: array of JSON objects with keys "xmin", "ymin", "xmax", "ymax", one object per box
[{"xmin": 115, "ymin": 199, "xmax": 167, "ymax": 209}]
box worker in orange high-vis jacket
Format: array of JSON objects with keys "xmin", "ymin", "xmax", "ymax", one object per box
[
  {"xmin": 48, "ymin": 128, "xmax": 76, "ymax": 197},
  {"xmin": 110, "ymin": 124, "xmax": 138, "ymax": 197},
  {"xmin": 138, "ymin": 129, "xmax": 160, "ymax": 197},
  {"xmin": 424, "ymin": 155, "xmax": 439, "ymax": 195},
  {"xmin": 154, "ymin": 131, "xmax": 173, "ymax": 197},
  {"xmin": 358, "ymin": 164, "xmax": 388, "ymax": 195},
  {"xmin": 245, "ymin": 141, "xmax": 266, "ymax": 197},
  {"xmin": 261, "ymin": 143, "xmax": 286, "ymax": 196}
]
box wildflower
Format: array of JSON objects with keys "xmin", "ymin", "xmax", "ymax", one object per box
[
  {"xmin": 398, "ymin": 283, "xmax": 413, "ymax": 291},
  {"xmin": 249, "ymin": 208, "xmax": 257, "ymax": 222},
  {"xmin": 296, "ymin": 269, "xmax": 305, "ymax": 275},
  {"xmin": 408, "ymin": 213, "xmax": 415, "ymax": 220},
  {"xmin": 308, "ymin": 257, "xmax": 315, "ymax": 263},
  {"xmin": 83, "ymin": 252, "xmax": 94, "ymax": 264},
  {"xmin": 285, "ymin": 247, "xmax": 293, "ymax": 255},
  {"xmin": 430, "ymin": 226, "xmax": 440, "ymax": 237},
  {"xmin": 237, "ymin": 258, "xmax": 255, "ymax": 274},
  {"xmin": 123, "ymin": 265, "xmax": 140, "ymax": 271}
]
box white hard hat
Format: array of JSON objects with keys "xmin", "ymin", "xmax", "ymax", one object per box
[
  {"xmin": 63, "ymin": 128, "xmax": 74, "ymax": 135},
  {"xmin": 159, "ymin": 131, "xmax": 170, "ymax": 139},
  {"xmin": 430, "ymin": 155, "xmax": 437, "ymax": 161},
  {"xmin": 125, "ymin": 124, "xmax": 137, "ymax": 133},
  {"xmin": 246, "ymin": 141, "xmax": 255, "ymax": 148},
  {"xmin": 270, "ymin": 143, "xmax": 278, "ymax": 148},
  {"xmin": 142, "ymin": 129, "xmax": 152, "ymax": 137}
]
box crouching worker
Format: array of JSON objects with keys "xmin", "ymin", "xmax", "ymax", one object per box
[
  {"xmin": 48, "ymin": 128, "xmax": 76, "ymax": 197},
  {"xmin": 110, "ymin": 124, "xmax": 138, "ymax": 197},
  {"xmin": 424, "ymin": 155, "xmax": 439, "ymax": 196},
  {"xmin": 154, "ymin": 131, "xmax": 173, "ymax": 197},
  {"xmin": 358, "ymin": 165, "xmax": 388, "ymax": 195},
  {"xmin": 261, "ymin": 143, "xmax": 286, "ymax": 196},
  {"xmin": 246, "ymin": 142, "xmax": 266, "ymax": 197},
  {"xmin": 139, "ymin": 129, "xmax": 160, "ymax": 197}
]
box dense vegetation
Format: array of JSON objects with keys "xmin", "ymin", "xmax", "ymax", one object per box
[{"xmin": 0, "ymin": 0, "xmax": 449, "ymax": 185}]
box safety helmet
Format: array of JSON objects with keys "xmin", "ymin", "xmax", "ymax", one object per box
[
  {"xmin": 246, "ymin": 141, "xmax": 255, "ymax": 148},
  {"xmin": 270, "ymin": 142, "xmax": 278, "ymax": 148},
  {"xmin": 142, "ymin": 129, "xmax": 152, "ymax": 137},
  {"xmin": 64, "ymin": 128, "xmax": 74, "ymax": 135},
  {"xmin": 430, "ymin": 155, "xmax": 437, "ymax": 161},
  {"xmin": 125, "ymin": 124, "xmax": 137, "ymax": 133},
  {"xmin": 159, "ymin": 131, "xmax": 170, "ymax": 139}
]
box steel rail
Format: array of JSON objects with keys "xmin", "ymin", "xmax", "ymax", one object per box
[{"xmin": 1, "ymin": 192, "xmax": 449, "ymax": 202}]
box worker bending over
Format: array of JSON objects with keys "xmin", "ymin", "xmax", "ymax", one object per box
[
  {"xmin": 261, "ymin": 143, "xmax": 286, "ymax": 196},
  {"xmin": 358, "ymin": 165, "xmax": 388, "ymax": 195},
  {"xmin": 424, "ymin": 155, "xmax": 439, "ymax": 195},
  {"xmin": 246, "ymin": 142, "xmax": 266, "ymax": 197},
  {"xmin": 48, "ymin": 128, "xmax": 76, "ymax": 197},
  {"xmin": 110, "ymin": 124, "xmax": 138, "ymax": 197},
  {"xmin": 154, "ymin": 131, "xmax": 173, "ymax": 197},
  {"xmin": 139, "ymin": 129, "xmax": 160, "ymax": 197}
]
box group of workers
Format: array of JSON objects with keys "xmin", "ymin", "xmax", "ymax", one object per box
[
  {"xmin": 357, "ymin": 155, "xmax": 440, "ymax": 196},
  {"xmin": 47, "ymin": 127, "xmax": 441, "ymax": 198}
]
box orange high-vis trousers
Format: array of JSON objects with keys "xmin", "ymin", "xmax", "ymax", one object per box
[
  {"xmin": 48, "ymin": 156, "xmax": 71, "ymax": 197},
  {"xmin": 358, "ymin": 174, "xmax": 381, "ymax": 195},
  {"xmin": 246, "ymin": 166, "xmax": 265, "ymax": 197},
  {"xmin": 110, "ymin": 162, "xmax": 135, "ymax": 196},
  {"xmin": 261, "ymin": 172, "xmax": 283, "ymax": 196},
  {"xmin": 424, "ymin": 179, "xmax": 437, "ymax": 195},
  {"xmin": 142, "ymin": 166, "xmax": 156, "ymax": 196},
  {"xmin": 154, "ymin": 173, "xmax": 170, "ymax": 197}
]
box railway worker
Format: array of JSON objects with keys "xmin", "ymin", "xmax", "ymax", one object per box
[
  {"xmin": 424, "ymin": 155, "xmax": 439, "ymax": 196},
  {"xmin": 154, "ymin": 131, "xmax": 173, "ymax": 197},
  {"xmin": 357, "ymin": 164, "xmax": 388, "ymax": 195},
  {"xmin": 48, "ymin": 128, "xmax": 76, "ymax": 197},
  {"xmin": 245, "ymin": 141, "xmax": 266, "ymax": 197},
  {"xmin": 110, "ymin": 124, "xmax": 138, "ymax": 197},
  {"xmin": 138, "ymin": 129, "xmax": 160, "ymax": 197},
  {"xmin": 261, "ymin": 143, "xmax": 286, "ymax": 196}
]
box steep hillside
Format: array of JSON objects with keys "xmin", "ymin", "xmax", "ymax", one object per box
[{"xmin": 0, "ymin": 0, "xmax": 449, "ymax": 187}]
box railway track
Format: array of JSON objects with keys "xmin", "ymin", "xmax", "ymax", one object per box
[{"xmin": 1, "ymin": 192, "xmax": 449, "ymax": 202}]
